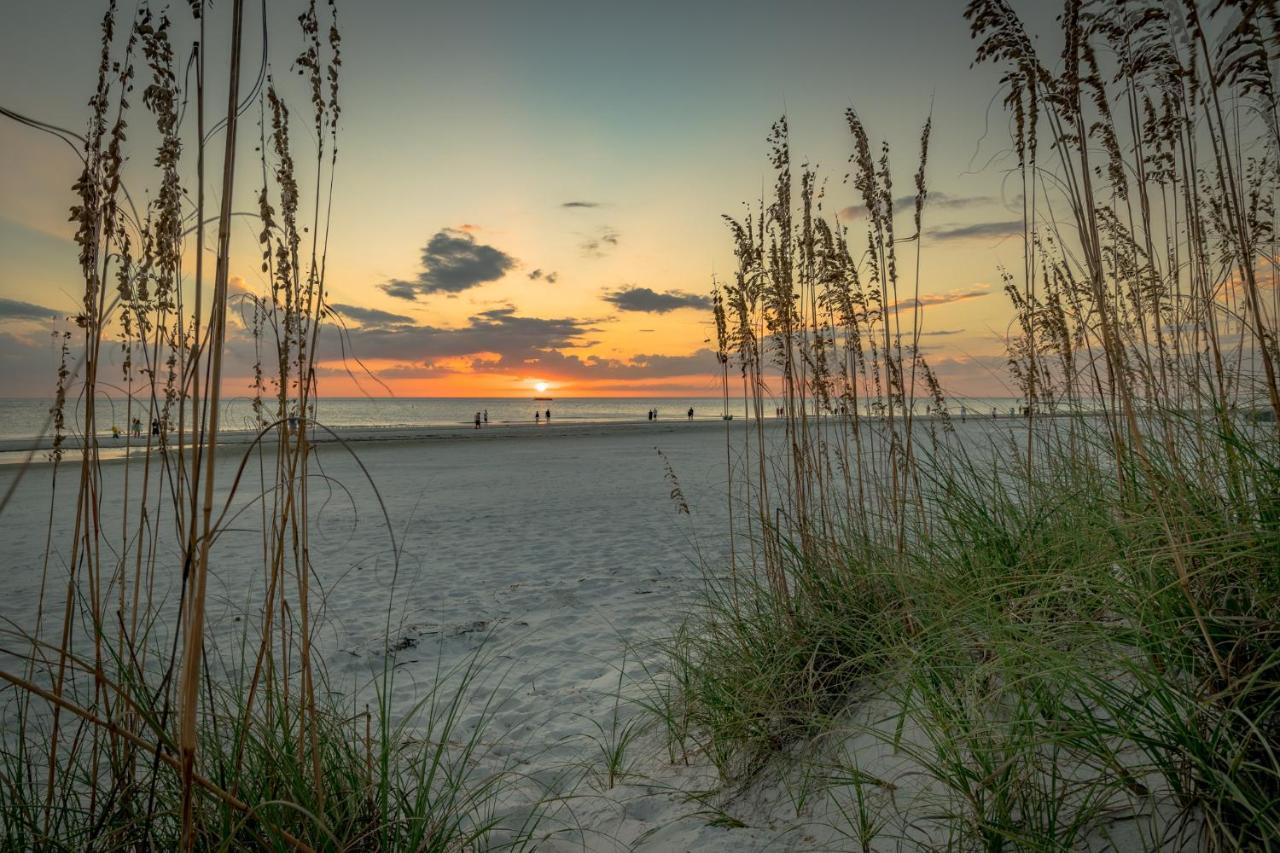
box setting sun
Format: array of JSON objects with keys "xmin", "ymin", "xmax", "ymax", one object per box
[{"xmin": 534, "ymin": 382, "xmax": 549, "ymax": 394}]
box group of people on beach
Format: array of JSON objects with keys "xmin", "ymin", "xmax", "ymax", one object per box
[
  {"xmin": 473, "ymin": 409, "xmax": 489, "ymax": 429},
  {"xmin": 113, "ymin": 417, "xmax": 158, "ymax": 438},
  {"xmin": 535, "ymin": 409, "xmax": 550, "ymax": 423}
]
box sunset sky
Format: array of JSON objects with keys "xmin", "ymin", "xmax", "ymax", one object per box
[{"xmin": 0, "ymin": 1, "xmax": 1058, "ymax": 399}]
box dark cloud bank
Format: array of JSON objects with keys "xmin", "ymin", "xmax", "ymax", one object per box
[
  {"xmin": 603, "ymin": 287, "xmax": 710, "ymax": 314},
  {"xmin": 318, "ymin": 306, "xmax": 714, "ymax": 381},
  {"xmin": 0, "ymin": 297, "xmax": 62, "ymax": 322}
]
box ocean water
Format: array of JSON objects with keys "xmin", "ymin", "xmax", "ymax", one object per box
[{"xmin": 0, "ymin": 395, "xmax": 1028, "ymax": 442}]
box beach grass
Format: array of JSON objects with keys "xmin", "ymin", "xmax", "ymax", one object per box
[
  {"xmin": 660, "ymin": 1, "xmax": 1280, "ymax": 848},
  {"xmin": 0, "ymin": 3, "xmax": 546, "ymax": 849}
]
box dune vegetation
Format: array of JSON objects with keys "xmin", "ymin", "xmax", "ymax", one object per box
[
  {"xmin": 0, "ymin": 2, "xmax": 545, "ymax": 849},
  {"xmin": 660, "ymin": 1, "xmax": 1279, "ymax": 849}
]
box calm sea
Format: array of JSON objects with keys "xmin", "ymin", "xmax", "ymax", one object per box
[{"xmin": 0, "ymin": 395, "xmax": 1027, "ymax": 442}]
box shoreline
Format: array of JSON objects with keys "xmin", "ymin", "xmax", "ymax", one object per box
[
  {"xmin": 16, "ymin": 402, "xmax": 1260, "ymax": 466},
  {"xmin": 0, "ymin": 416, "xmax": 779, "ymax": 463},
  {"xmin": 0, "ymin": 405, "xmax": 1103, "ymax": 460}
]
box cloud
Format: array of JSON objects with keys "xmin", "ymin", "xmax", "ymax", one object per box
[
  {"xmin": 322, "ymin": 307, "xmax": 596, "ymax": 366},
  {"xmin": 930, "ymin": 192, "xmax": 995, "ymax": 209},
  {"xmin": 329, "ymin": 303, "xmax": 414, "ymax": 328},
  {"xmin": 0, "ymin": 297, "xmax": 62, "ymax": 323},
  {"xmin": 562, "ymin": 201, "xmax": 602, "ymax": 208},
  {"xmin": 919, "ymin": 328, "xmax": 966, "ymax": 336},
  {"xmin": 518, "ymin": 348, "xmax": 717, "ymax": 381},
  {"xmin": 581, "ymin": 227, "xmax": 620, "ymax": 257},
  {"xmin": 603, "ymin": 286, "xmax": 711, "ymax": 314},
  {"xmin": 928, "ymin": 220, "xmax": 1024, "ymax": 241},
  {"xmin": 379, "ymin": 228, "xmax": 516, "ymax": 299},
  {"xmin": 313, "ymin": 306, "xmax": 719, "ymax": 384},
  {"xmin": 0, "ymin": 330, "xmax": 70, "ymax": 395},
  {"xmin": 919, "ymin": 353, "xmax": 1017, "ymax": 397},
  {"xmin": 527, "ymin": 269, "xmax": 560, "ymax": 283},
  {"xmin": 890, "ymin": 284, "xmax": 991, "ymax": 313},
  {"xmin": 838, "ymin": 192, "xmax": 994, "ymax": 221}
]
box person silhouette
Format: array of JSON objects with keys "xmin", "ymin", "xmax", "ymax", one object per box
[
  {"xmin": 474, "ymin": 411, "xmax": 482, "ymax": 429},
  {"xmin": 545, "ymin": 408, "xmax": 551, "ymax": 421},
  {"xmin": 535, "ymin": 410, "xmax": 541, "ymax": 423},
  {"xmin": 483, "ymin": 409, "xmax": 488, "ymax": 425},
  {"xmin": 687, "ymin": 407, "xmax": 694, "ymax": 420}
]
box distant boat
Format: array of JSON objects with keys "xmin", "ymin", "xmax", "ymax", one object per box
[{"xmin": 534, "ymin": 396, "xmax": 554, "ymax": 401}]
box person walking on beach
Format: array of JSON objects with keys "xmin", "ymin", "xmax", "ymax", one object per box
[
  {"xmin": 687, "ymin": 406, "xmax": 694, "ymax": 420},
  {"xmin": 483, "ymin": 409, "xmax": 488, "ymax": 425},
  {"xmin": 151, "ymin": 418, "xmax": 159, "ymax": 437},
  {"xmin": 545, "ymin": 408, "xmax": 551, "ymax": 421},
  {"xmin": 535, "ymin": 410, "xmax": 541, "ymax": 424},
  {"xmin": 474, "ymin": 411, "xmax": 482, "ymax": 429},
  {"xmin": 131, "ymin": 417, "xmax": 141, "ymax": 437},
  {"xmin": 112, "ymin": 424, "xmax": 120, "ymax": 439}
]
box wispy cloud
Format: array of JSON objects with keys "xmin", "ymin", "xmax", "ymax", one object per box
[
  {"xmin": 838, "ymin": 192, "xmax": 994, "ymax": 222},
  {"xmin": 0, "ymin": 297, "xmax": 61, "ymax": 323},
  {"xmin": 581, "ymin": 226, "xmax": 620, "ymax": 257},
  {"xmin": 603, "ymin": 286, "xmax": 710, "ymax": 313},
  {"xmin": 928, "ymin": 220, "xmax": 1023, "ymax": 241},
  {"xmin": 562, "ymin": 200, "xmax": 602, "ymax": 208},
  {"xmin": 521, "ymin": 348, "xmax": 716, "ymax": 381},
  {"xmin": 527, "ymin": 268, "xmax": 560, "ymax": 284},
  {"xmin": 379, "ymin": 228, "xmax": 516, "ymax": 299},
  {"xmin": 889, "ymin": 284, "xmax": 991, "ymax": 313}
]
